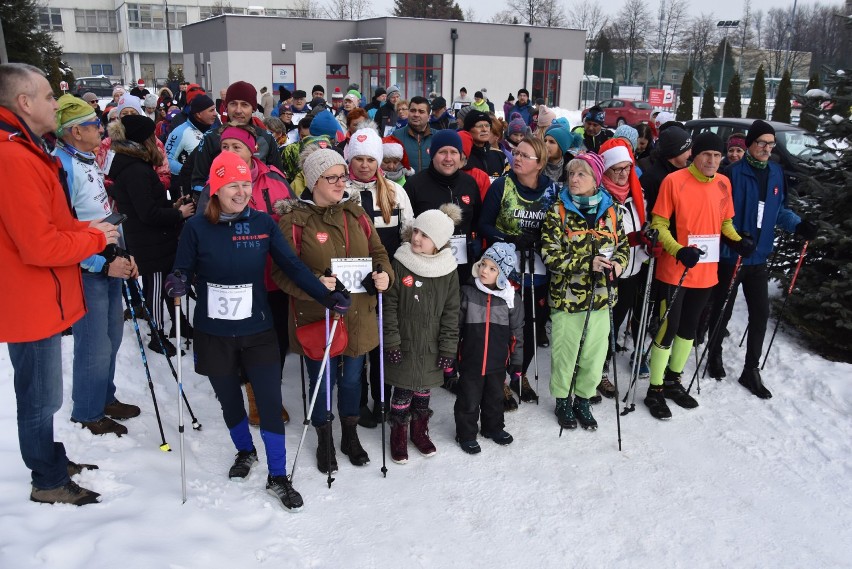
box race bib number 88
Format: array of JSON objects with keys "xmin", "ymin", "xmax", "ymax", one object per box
[{"xmin": 331, "ymin": 257, "xmax": 373, "ymax": 294}]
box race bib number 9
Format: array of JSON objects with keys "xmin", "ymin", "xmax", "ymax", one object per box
[
  {"xmin": 449, "ymin": 235, "xmax": 468, "ymax": 265},
  {"xmin": 688, "ymin": 234, "xmax": 720, "ymax": 263},
  {"xmin": 331, "ymin": 257, "xmax": 373, "ymax": 294},
  {"xmin": 207, "ymin": 283, "xmax": 252, "ymax": 320}
]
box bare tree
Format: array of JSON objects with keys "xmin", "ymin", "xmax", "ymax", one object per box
[
  {"xmin": 657, "ymin": 0, "xmax": 689, "ymax": 86},
  {"xmin": 752, "ymin": 9, "xmax": 764, "ymax": 50},
  {"xmin": 490, "ymin": 10, "xmax": 519, "ymax": 24},
  {"xmin": 325, "ymin": 0, "xmax": 371, "ymax": 20},
  {"xmin": 464, "ymin": 6, "xmax": 476, "ymax": 22},
  {"xmin": 679, "ymin": 13, "xmax": 717, "ymax": 87},
  {"xmin": 505, "ymin": 0, "xmax": 565, "ymax": 27},
  {"xmin": 290, "ymin": 0, "xmax": 325, "ymax": 18},
  {"xmin": 607, "ymin": 0, "xmax": 652, "ymax": 83},
  {"xmin": 506, "ymin": 0, "xmax": 537, "ymax": 25},
  {"xmin": 566, "ymin": 1, "xmax": 608, "ymax": 71}
]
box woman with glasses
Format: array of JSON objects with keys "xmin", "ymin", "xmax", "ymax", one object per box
[
  {"xmin": 272, "ymin": 149, "xmax": 393, "ymax": 475},
  {"xmin": 597, "ymin": 138, "xmax": 651, "ymax": 399},
  {"xmin": 478, "ymin": 135, "xmax": 559, "ymax": 409},
  {"xmin": 394, "ymin": 99, "xmax": 409, "ymax": 130}
]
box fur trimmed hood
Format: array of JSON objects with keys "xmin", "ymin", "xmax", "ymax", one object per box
[{"xmin": 107, "ymin": 119, "xmax": 150, "ymax": 161}]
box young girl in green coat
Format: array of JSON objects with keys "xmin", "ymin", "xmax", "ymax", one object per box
[{"xmin": 384, "ymin": 204, "xmax": 461, "ymax": 464}]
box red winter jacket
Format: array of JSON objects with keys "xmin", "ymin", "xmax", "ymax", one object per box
[{"xmin": 0, "ymin": 108, "xmax": 107, "ymax": 342}]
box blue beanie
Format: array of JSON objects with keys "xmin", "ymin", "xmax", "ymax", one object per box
[
  {"xmin": 309, "ymin": 109, "xmax": 342, "ymax": 138},
  {"xmin": 545, "ymin": 126, "xmax": 573, "ymax": 154},
  {"xmin": 480, "ymin": 242, "xmax": 517, "ymax": 290},
  {"xmin": 429, "ymin": 129, "xmax": 463, "ymax": 157},
  {"xmin": 614, "ymin": 124, "xmax": 639, "ymax": 151}
]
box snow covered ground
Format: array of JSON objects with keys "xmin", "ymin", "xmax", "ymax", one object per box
[{"xmin": 1, "ymin": 285, "xmax": 850, "ymax": 569}]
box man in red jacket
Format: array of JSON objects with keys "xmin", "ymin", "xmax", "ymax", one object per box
[{"xmin": 0, "ymin": 63, "xmax": 118, "ymax": 506}]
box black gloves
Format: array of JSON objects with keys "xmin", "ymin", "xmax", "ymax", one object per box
[
  {"xmin": 513, "ymin": 227, "xmax": 540, "ymax": 251},
  {"xmin": 724, "ymin": 232, "xmax": 756, "ymax": 258},
  {"xmin": 321, "ymin": 291, "xmax": 351, "ymax": 315},
  {"xmin": 676, "ymin": 246, "xmax": 702, "ymax": 268},
  {"xmin": 795, "ymin": 220, "xmax": 818, "ymax": 241}
]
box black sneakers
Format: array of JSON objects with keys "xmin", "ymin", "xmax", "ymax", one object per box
[
  {"xmin": 481, "ymin": 430, "xmax": 514, "ymax": 445},
  {"xmin": 30, "ymin": 480, "xmax": 100, "ymax": 506},
  {"xmin": 663, "ymin": 369, "xmax": 699, "ymax": 409},
  {"xmin": 707, "ymin": 351, "xmax": 726, "ymax": 380},
  {"xmin": 644, "ymin": 386, "xmax": 672, "ymax": 420},
  {"xmin": 266, "ymin": 475, "xmax": 303, "ymax": 512},
  {"xmin": 228, "ymin": 448, "xmax": 258, "ymax": 479}
]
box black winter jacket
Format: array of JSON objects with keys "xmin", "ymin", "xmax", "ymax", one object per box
[{"xmin": 458, "ymin": 284, "xmax": 524, "ymax": 377}]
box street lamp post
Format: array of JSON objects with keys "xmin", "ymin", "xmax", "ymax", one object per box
[{"xmin": 716, "ymin": 20, "xmax": 740, "ymax": 106}]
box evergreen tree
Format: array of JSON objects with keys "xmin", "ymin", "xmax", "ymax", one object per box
[
  {"xmin": 772, "ymin": 69, "xmax": 793, "ymax": 123},
  {"xmin": 393, "ymin": 0, "xmax": 463, "ymax": 19},
  {"xmin": 723, "ymin": 73, "xmax": 742, "ymax": 118},
  {"xmin": 806, "ymin": 73, "xmax": 820, "ymax": 90},
  {"xmin": 590, "ymin": 31, "xmax": 616, "ymax": 81},
  {"xmin": 708, "ymin": 38, "xmax": 736, "ymax": 97},
  {"xmin": 700, "ymin": 85, "xmax": 716, "ymax": 118},
  {"xmin": 746, "ymin": 64, "xmax": 767, "ymax": 119},
  {"xmin": 676, "ymin": 68, "xmax": 694, "ymax": 121},
  {"xmin": 0, "ymin": 0, "xmax": 72, "ymax": 93},
  {"xmin": 776, "ymin": 69, "xmax": 852, "ymax": 361}
]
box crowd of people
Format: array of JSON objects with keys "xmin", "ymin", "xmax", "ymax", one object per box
[{"xmin": 0, "ymin": 63, "xmax": 818, "ymax": 511}]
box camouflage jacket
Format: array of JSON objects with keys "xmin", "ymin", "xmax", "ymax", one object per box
[{"xmin": 541, "ymin": 188, "xmax": 629, "ymax": 313}]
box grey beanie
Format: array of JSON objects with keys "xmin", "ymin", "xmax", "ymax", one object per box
[
  {"xmin": 303, "ymin": 149, "xmax": 347, "ymax": 191},
  {"xmin": 477, "ymin": 242, "xmax": 517, "ymax": 289}
]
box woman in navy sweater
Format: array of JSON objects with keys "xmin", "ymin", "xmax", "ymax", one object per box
[{"xmin": 165, "ymin": 152, "xmax": 349, "ymax": 512}]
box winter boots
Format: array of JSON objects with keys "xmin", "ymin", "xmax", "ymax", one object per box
[
  {"xmin": 572, "ymin": 397, "xmax": 598, "ymax": 430},
  {"xmin": 644, "ymin": 385, "xmax": 672, "ymax": 420},
  {"xmin": 481, "ymin": 429, "xmax": 514, "ymax": 445},
  {"xmin": 72, "ymin": 416, "xmax": 128, "ymax": 437},
  {"xmin": 340, "ymin": 416, "xmax": 370, "ymax": 466},
  {"xmin": 148, "ymin": 328, "xmax": 179, "ymax": 357},
  {"xmin": 707, "ymin": 350, "xmax": 726, "ymax": 380},
  {"xmin": 358, "ymin": 404, "xmax": 378, "ymax": 429},
  {"xmin": 315, "ymin": 422, "xmax": 338, "ymax": 474},
  {"xmin": 67, "ymin": 461, "xmax": 98, "ymax": 477},
  {"xmin": 598, "ymin": 362, "xmax": 616, "ymax": 399},
  {"xmin": 30, "ymin": 480, "xmax": 100, "ymax": 506},
  {"xmin": 554, "ymin": 397, "xmax": 577, "ymax": 430},
  {"xmin": 510, "ymin": 374, "xmax": 539, "ymax": 402},
  {"xmin": 503, "ymin": 384, "xmax": 518, "ymax": 412},
  {"xmin": 663, "ymin": 368, "xmax": 699, "ymax": 409},
  {"xmin": 739, "ymin": 368, "xmax": 772, "ymax": 399},
  {"xmin": 456, "ymin": 436, "xmax": 482, "ymax": 455},
  {"xmin": 410, "ymin": 412, "xmax": 437, "ymax": 457},
  {"xmin": 390, "ymin": 421, "xmax": 409, "ymax": 464},
  {"xmin": 104, "ymin": 399, "xmax": 141, "ymax": 420},
  {"xmin": 228, "ymin": 448, "xmax": 258, "ymax": 479},
  {"xmin": 266, "ymin": 475, "xmax": 303, "ymax": 512}
]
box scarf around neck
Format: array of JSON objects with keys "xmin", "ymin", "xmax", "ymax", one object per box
[
  {"xmin": 544, "ymin": 157, "xmax": 564, "ymax": 183},
  {"xmin": 571, "ymin": 189, "xmax": 603, "ymax": 213},
  {"xmin": 601, "ymin": 175, "xmax": 630, "ymax": 204},
  {"xmin": 474, "ymin": 277, "xmax": 516, "ymax": 309},
  {"xmin": 745, "ymin": 152, "xmax": 768, "ymax": 169},
  {"xmin": 393, "ymin": 242, "xmax": 457, "ymax": 278}
]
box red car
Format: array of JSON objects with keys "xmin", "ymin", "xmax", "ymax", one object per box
[{"xmin": 583, "ymin": 99, "xmax": 653, "ymax": 128}]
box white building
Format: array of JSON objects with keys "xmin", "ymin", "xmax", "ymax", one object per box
[{"xmin": 37, "ymin": 1, "xmax": 307, "ymax": 86}]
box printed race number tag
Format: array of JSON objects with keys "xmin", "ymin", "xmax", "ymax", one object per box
[
  {"xmin": 331, "ymin": 257, "xmax": 373, "ymax": 294},
  {"xmin": 688, "ymin": 234, "xmax": 720, "ymax": 263},
  {"xmin": 207, "ymin": 283, "xmax": 252, "ymax": 320},
  {"xmin": 449, "ymin": 235, "xmax": 468, "ymax": 265}
]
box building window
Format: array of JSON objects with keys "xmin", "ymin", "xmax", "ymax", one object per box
[
  {"xmin": 91, "ymin": 64, "xmax": 114, "ymax": 76},
  {"xmin": 74, "ymin": 9, "xmax": 119, "ymax": 32},
  {"xmin": 361, "ymin": 53, "xmax": 442, "ymax": 100},
  {"xmin": 200, "ymin": 5, "xmax": 245, "ymax": 19},
  {"xmin": 267, "ymin": 8, "xmax": 309, "ymax": 17},
  {"xmin": 127, "ymin": 4, "xmax": 187, "ymax": 30},
  {"xmin": 327, "ymin": 64, "xmax": 348, "ymax": 79},
  {"xmin": 532, "ymin": 58, "xmax": 561, "ymax": 106},
  {"xmin": 39, "ymin": 8, "xmax": 63, "ymax": 31}
]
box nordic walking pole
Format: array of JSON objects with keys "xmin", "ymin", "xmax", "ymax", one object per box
[
  {"xmin": 129, "ymin": 279, "xmax": 202, "ymax": 430},
  {"xmin": 623, "ymin": 230, "xmax": 657, "ymax": 414},
  {"xmin": 122, "ymin": 281, "xmax": 170, "ymax": 452},
  {"xmin": 324, "ymin": 309, "xmax": 334, "ymax": 489},
  {"xmin": 603, "ymin": 268, "xmax": 623, "ymax": 451},
  {"xmin": 288, "ymin": 312, "xmax": 341, "ymax": 484},
  {"xmin": 299, "ymin": 356, "xmax": 308, "ymax": 421},
  {"xmin": 560, "ymin": 254, "xmax": 596, "ymax": 437},
  {"xmin": 642, "ymin": 262, "xmax": 693, "ymax": 361},
  {"xmin": 528, "ymin": 247, "xmax": 540, "ymax": 404},
  {"xmin": 377, "ymin": 264, "xmax": 388, "ymax": 478},
  {"xmin": 517, "ymin": 248, "xmax": 526, "ymax": 407},
  {"xmin": 174, "ymin": 294, "xmax": 187, "ymax": 504},
  {"xmin": 761, "ymin": 240, "xmax": 808, "ymax": 370}
]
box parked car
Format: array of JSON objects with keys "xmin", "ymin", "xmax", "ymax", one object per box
[
  {"xmin": 583, "ymin": 99, "xmax": 653, "ymax": 127},
  {"xmin": 72, "ymin": 76, "xmax": 115, "ymax": 98},
  {"xmin": 684, "ymin": 118, "xmax": 838, "ymax": 188}
]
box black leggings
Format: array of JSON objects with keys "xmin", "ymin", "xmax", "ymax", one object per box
[
  {"xmin": 708, "ymin": 262, "xmax": 770, "ymax": 369},
  {"xmin": 613, "ymin": 268, "xmax": 645, "ymax": 348},
  {"xmin": 521, "ymin": 283, "xmax": 549, "ymax": 373},
  {"xmin": 653, "ymin": 282, "xmax": 713, "ymax": 347},
  {"xmin": 141, "ymin": 271, "xmax": 175, "ymax": 331}
]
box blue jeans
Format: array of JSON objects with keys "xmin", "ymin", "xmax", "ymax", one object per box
[
  {"xmin": 8, "ymin": 334, "xmax": 70, "ymax": 490},
  {"xmin": 304, "ymin": 354, "xmax": 365, "ymax": 426},
  {"xmin": 71, "ymin": 274, "xmax": 124, "ymax": 422}
]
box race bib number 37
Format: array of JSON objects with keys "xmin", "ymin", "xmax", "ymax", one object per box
[
  {"xmin": 331, "ymin": 257, "xmax": 373, "ymax": 294},
  {"xmin": 207, "ymin": 283, "xmax": 253, "ymax": 320}
]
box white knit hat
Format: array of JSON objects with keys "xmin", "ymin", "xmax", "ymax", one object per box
[
  {"xmin": 412, "ymin": 203, "xmax": 462, "ymax": 250},
  {"xmin": 601, "ymin": 145, "xmax": 632, "ymax": 172},
  {"xmin": 382, "ymin": 141, "xmax": 404, "ymax": 160},
  {"xmin": 345, "ymin": 128, "xmax": 383, "ymax": 164},
  {"xmin": 303, "ymin": 148, "xmax": 347, "ymax": 190}
]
